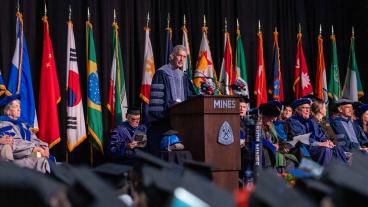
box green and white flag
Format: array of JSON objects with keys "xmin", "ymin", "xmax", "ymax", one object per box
[
  {"xmin": 342, "ymin": 30, "xmax": 364, "ymax": 101},
  {"xmin": 234, "ymin": 26, "xmax": 249, "ymax": 96},
  {"xmin": 328, "ymin": 32, "xmax": 341, "ymax": 103}
]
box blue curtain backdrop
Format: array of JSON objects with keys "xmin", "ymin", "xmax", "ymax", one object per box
[{"xmin": 0, "ymin": 0, "xmax": 366, "ymax": 164}]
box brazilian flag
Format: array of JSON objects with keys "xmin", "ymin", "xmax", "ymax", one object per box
[{"xmin": 86, "ymin": 21, "xmax": 103, "ymax": 152}]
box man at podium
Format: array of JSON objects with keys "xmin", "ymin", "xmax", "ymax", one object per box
[{"xmin": 147, "ymin": 45, "xmax": 196, "ymax": 156}]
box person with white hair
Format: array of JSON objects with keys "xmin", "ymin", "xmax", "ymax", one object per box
[{"xmin": 0, "ymin": 95, "xmax": 50, "ymax": 173}]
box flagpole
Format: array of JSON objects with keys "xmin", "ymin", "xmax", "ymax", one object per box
[
  {"xmin": 65, "ymin": 5, "xmax": 72, "ymax": 164},
  {"xmin": 16, "ymin": 1, "xmax": 24, "ymax": 94},
  {"xmin": 87, "ymin": 6, "xmax": 94, "ymax": 167}
]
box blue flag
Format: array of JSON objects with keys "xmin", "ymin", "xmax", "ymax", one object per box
[
  {"xmin": 7, "ymin": 12, "xmax": 38, "ymax": 128},
  {"xmin": 164, "ymin": 26, "xmax": 173, "ymax": 64}
]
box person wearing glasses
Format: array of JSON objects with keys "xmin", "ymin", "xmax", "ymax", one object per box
[
  {"xmin": 287, "ymin": 98, "xmax": 347, "ymax": 165},
  {"xmin": 107, "ymin": 107, "xmax": 147, "ymax": 165}
]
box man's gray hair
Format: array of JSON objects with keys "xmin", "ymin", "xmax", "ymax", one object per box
[{"xmin": 169, "ymin": 45, "xmax": 186, "ymax": 61}]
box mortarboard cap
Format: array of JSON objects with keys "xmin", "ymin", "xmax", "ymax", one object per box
[
  {"xmin": 239, "ymin": 96, "xmax": 250, "ymax": 103},
  {"xmin": 66, "ymin": 166, "xmax": 128, "ymax": 207},
  {"xmin": 126, "ymin": 106, "xmax": 141, "ymax": 115},
  {"xmin": 178, "ymin": 170, "xmax": 236, "ymax": 207},
  {"xmin": 259, "ymin": 103, "xmax": 281, "ymax": 117},
  {"xmin": 0, "ymin": 94, "xmax": 20, "ymax": 107},
  {"xmin": 334, "ymin": 98, "xmax": 354, "ymax": 107},
  {"xmin": 0, "ymin": 161, "xmax": 69, "ymax": 206},
  {"xmin": 291, "ymin": 98, "xmax": 312, "ymax": 109},
  {"xmin": 134, "ymin": 150, "xmax": 183, "ymax": 174},
  {"xmin": 355, "ymin": 104, "xmax": 368, "ymax": 117},
  {"xmin": 268, "ymin": 100, "xmax": 284, "ymax": 111},
  {"xmin": 294, "ymin": 179, "xmax": 334, "ymax": 205},
  {"xmin": 248, "ymin": 169, "xmax": 314, "ymax": 207},
  {"xmin": 183, "ymin": 159, "xmax": 213, "ymax": 181},
  {"xmin": 93, "ymin": 163, "xmax": 132, "ymax": 189}
]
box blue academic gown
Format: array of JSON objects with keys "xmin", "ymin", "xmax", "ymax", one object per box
[
  {"xmin": 107, "ymin": 122, "xmax": 147, "ymax": 165},
  {"xmin": 287, "ymin": 115, "xmax": 346, "ymax": 165},
  {"xmin": 147, "ymin": 65, "xmax": 196, "ymax": 156},
  {"xmin": 331, "ymin": 116, "xmax": 368, "ymax": 152}
]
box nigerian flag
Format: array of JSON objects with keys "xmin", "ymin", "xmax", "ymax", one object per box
[
  {"xmin": 86, "ymin": 21, "xmax": 103, "ymax": 152},
  {"xmin": 328, "ymin": 32, "xmax": 341, "ymax": 103},
  {"xmin": 342, "ymin": 30, "xmax": 364, "ymax": 101}
]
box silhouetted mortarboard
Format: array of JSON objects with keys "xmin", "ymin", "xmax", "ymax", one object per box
[
  {"xmin": 355, "ymin": 103, "xmax": 368, "ymax": 117},
  {"xmin": 0, "ymin": 161, "xmax": 68, "ymax": 206},
  {"xmin": 248, "ymin": 169, "xmax": 314, "ymax": 207},
  {"xmin": 93, "ymin": 163, "xmax": 132, "ymax": 189}
]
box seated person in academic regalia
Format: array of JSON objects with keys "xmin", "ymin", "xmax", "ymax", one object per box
[
  {"xmin": 107, "ymin": 107, "xmax": 147, "ymax": 165},
  {"xmin": 0, "ymin": 95, "xmax": 50, "ymax": 173},
  {"xmin": 259, "ymin": 102, "xmax": 298, "ymax": 172},
  {"xmin": 331, "ymin": 99, "xmax": 368, "ymax": 153},
  {"xmin": 355, "ymin": 104, "xmax": 368, "ymax": 138},
  {"xmin": 287, "ymin": 98, "xmax": 347, "ymax": 166}
]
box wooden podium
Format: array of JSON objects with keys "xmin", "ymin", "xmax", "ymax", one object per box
[{"xmin": 170, "ymin": 95, "xmax": 240, "ymax": 191}]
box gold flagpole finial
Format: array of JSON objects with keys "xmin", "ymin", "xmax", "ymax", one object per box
[
  {"xmin": 203, "ymin": 15, "xmax": 206, "ymax": 27},
  {"xmin": 236, "ymin": 18, "xmax": 239, "ymax": 29},
  {"xmin": 331, "ymin": 25, "xmax": 334, "ymax": 35},
  {"xmin": 183, "ymin": 14, "xmax": 186, "ymax": 25},
  {"xmin": 319, "ymin": 24, "xmax": 322, "ymax": 34},
  {"xmin": 87, "ymin": 7, "xmax": 90, "ymax": 21},
  {"xmin": 274, "ymin": 26, "xmax": 278, "ymax": 33},
  {"xmin": 298, "ymin": 23, "xmax": 302, "ymax": 33},
  {"xmin": 68, "ymin": 5, "xmax": 72, "ymax": 21},
  {"xmin": 258, "ymin": 20, "xmax": 261, "ymax": 32}
]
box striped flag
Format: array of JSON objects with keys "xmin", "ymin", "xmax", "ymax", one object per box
[
  {"xmin": 328, "ymin": 30, "xmax": 341, "ymax": 102},
  {"xmin": 38, "ymin": 15, "xmax": 61, "ymax": 148},
  {"xmin": 293, "ymin": 31, "xmax": 313, "ymax": 99},
  {"xmin": 234, "ymin": 24, "xmax": 249, "ymax": 97},
  {"xmin": 7, "ymin": 12, "xmax": 38, "ymax": 128},
  {"xmin": 182, "ymin": 18, "xmax": 192, "ymax": 81},
  {"xmin": 316, "ymin": 31, "xmax": 328, "ymax": 104},
  {"xmin": 271, "ymin": 29, "xmax": 284, "ymax": 101},
  {"xmin": 254, "ymin": 29, "xmax": 268, "ymax": 107},
  {"xmin": 66, "ymin": 20, "xmax": 87, "ymax": 152},
  {"xmin": 193, "ymin": 24, "xmax": 219, "ymax": 95},
  {"xmin": 139, "ymin": 26, "xmax": 155, "ymax": 104},
  {"xmin": 219, "ymin": 31, "xmax": 234, "ymax": 95},
  {"xmin": 342, "ymin": 29, "xmax": 364, "ymax": 101},
  {"xmin": 107, "ymin": 20, "xmax": 128, "ymax": 126},
  {"xmin": 86, "ymin": 20, "xmax": 104, "ymax": 152}
]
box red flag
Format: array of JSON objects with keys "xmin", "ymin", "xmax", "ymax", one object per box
[
  {"xmin": 293, "ymin": 32, "xmax": 313, "ymax": 99},
  {"xmin": 254, "ymin": 31, "xmax": 268, "ymax": 107},
  {"xmin": 219, "ymin": 32, "xmax": 234, "ymax": 95},
  {"xmin": 38, "ymin": 16, "xmax": 61, "ymax": 148}
]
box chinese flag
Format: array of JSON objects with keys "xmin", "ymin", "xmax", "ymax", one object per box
[{"xmin": 38, "ymin": 16, "xmax": 61, "ymax": 148}]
